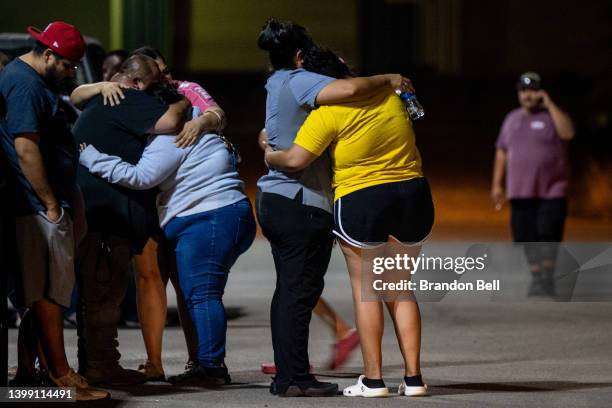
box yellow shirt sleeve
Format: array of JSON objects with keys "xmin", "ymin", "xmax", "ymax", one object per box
[{"xmin": 294, "ymin": 106, "xmax": 338, "ymax": 156}]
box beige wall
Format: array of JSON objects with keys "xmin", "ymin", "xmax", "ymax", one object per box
[{"xmin": 188, "ymin": 0, "xmax": 358, "ymax": 72}]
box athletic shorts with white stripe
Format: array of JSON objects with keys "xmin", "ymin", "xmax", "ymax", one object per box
[{"xmin": 333, "ymin": 177, "xmax": 434, "ymax": 248}]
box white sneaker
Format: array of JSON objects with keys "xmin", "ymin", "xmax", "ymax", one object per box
[
  {"xmin": 343, "ymin": 375, "xmax": 389, "ymax": 398},
  {"xmin": 398, "ymin": 378, "xmax": 428, "ymax": 396}
]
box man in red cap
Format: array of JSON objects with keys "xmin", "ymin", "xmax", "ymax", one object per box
[{"xmin": 0, "ymin": 22, "xmax": 108, "ymax": 400}]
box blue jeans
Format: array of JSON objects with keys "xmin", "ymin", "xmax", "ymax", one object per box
[{"xmin": 164, "ymin": 199, "xmax": 256, "ymax": 367}]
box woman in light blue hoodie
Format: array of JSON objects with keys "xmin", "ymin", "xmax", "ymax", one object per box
[{"xmin": 79, "ymin": 107, "xmax": 256, "ymax": 385}]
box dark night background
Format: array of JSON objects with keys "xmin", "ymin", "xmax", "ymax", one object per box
[{"xmin": 2, "ymin": 0, "xmax": 611, "ymax": 240}]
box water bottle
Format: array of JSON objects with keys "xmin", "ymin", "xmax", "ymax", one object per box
[{"xmin": 396, "ymin": 90, "xmax": 425, "ymax": 120}]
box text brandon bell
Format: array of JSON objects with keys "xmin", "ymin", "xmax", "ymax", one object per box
[{"xmin": 373, "ymin": 279, "xmax": 501, "ymax": 291}]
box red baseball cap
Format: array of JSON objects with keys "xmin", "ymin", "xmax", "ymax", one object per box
[{"xmin": 27, "ymin": 21, "xmax": 86, "ymax": 64}]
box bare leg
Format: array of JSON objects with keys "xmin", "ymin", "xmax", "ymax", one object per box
[
  {"xmin": 313, "ymin": 298, "xmax": 352, "ymax": 340},
  {"xmin": 339, "ymin": 240, "xmax": 384, "ymax": 379},
  {"xmin": 134, "ymin": 239, "xmax": 167, "ymax": 372},
  {"xmin": 385, "ymin": 300, "xmax": 422, "ymax": 376},
  {"xmin": 34, "ymin": 299, "xmax": 70, "ymax": 378},
  {"xmin": 384, "ymin": 242, "xmax": 422, "ymax": 377}
]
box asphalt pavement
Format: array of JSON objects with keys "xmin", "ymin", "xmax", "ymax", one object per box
[{"xmin": 7, "ymin": 240, "xmax": 612, "ymax": 407}]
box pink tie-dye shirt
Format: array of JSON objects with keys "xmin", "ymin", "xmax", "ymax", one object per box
[{"xmin": 173, "ymin": 80, "xmax": 217, "ymax": 112}]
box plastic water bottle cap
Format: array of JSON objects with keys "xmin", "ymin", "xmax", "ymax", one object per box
[{"xmin": 397, "ymin": 91, "xmax": 415, "ymax": 101}]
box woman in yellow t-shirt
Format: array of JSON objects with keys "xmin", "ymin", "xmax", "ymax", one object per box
[{"xmin": 265, "ymin": 47, "xmax": 434, "ymax": 398}]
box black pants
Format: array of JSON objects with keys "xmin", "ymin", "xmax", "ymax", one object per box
[
  {"xmin": 256, "ymin": 190, "xmax": 334, "ymax": 392},
  {"xmin": 76, "ymin": 233, "xmax": 133, "ymax": 373},
  {"xmin": 510, "ymin": 198, "xmax": 567, "ymax": 265}
]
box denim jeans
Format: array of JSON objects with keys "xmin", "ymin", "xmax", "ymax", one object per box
[{"xmin": 164, "ymin": 199, "xmax": 256, "ymax": 367}]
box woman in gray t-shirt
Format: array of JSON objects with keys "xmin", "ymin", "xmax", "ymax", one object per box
[{"xmin": 256, "ymin": 18, "xmax": 414, "ymax": 397}]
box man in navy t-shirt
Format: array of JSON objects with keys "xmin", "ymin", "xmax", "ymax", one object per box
[{"xmin": 0, "ymin": 21, "xmax": 108, "ymax": 400}]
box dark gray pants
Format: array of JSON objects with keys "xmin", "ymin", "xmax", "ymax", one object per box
[{"xmin": 76, "ymin": 233, "xmax": 132, "ymax": 372}]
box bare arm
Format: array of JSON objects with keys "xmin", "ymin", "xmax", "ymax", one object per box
[
  {"xmin": 549, "ymin": 103, "xmax": 575, "ymax": 140},
  {"xmin": 491, "ymin": 148, "xmax": 507, "ymax": 210},
  {"xmin": 73, "ymin": 82, "xmax": 192, "ymax": 136},
  {"xmin": 538, "ymin": 91, "xmax": 575, "ymax": 141},
  {"xmin": 315, "ymin": 74, "xmax": 413, "ymax": 105},
  {"xmin": 148, "ymin": 97, "xmax": 192, "ymax": 135},
  {"xmin": 258, "ymin": 128, "xmax": 268, "ymax": 151},
  {"xmin": 264, "ymin": 144, "xmax": 318, "ymax": 172},
  {"xmin": 70, "ymin": 82, "xmax": 127, "ymax": 109},
  {"xmin": 14, "ymin": 133, "xmax": 61, "ymax": 220},
  {"xmin": 202, "ymin": 105, "xmax": 226, "ymax": 131},
  {"xmin": 175, "ymin": 105, "xmax": 226, "ymax": 148}
]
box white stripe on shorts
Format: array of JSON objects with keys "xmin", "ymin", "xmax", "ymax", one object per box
[{"xmin": 333, "ymin": 197, "xmax": 384, "ymax": 249}]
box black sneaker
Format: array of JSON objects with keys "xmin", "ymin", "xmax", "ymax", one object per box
[
  {"xmin": 167, "ymin": 365, "xmax": 206, "ymax": 385},
  {"xmin": 168, "ymin": 364, "xmax": 231, "ymax": 386},
  {"xmin": 201, "ymin": 365, "xmax": 231, "ymax": 385},
  {"xmin": 185, "ymin": 360, "xmax": 197, "ymax": 371},
  {"xmin": 528, "ymin": 275, "xmax": 548, "ymax": 297},
  {"xmin": 279, "ymin": 379, "xmax": 339, "ymax": 397},
  {"xmin": 269, "ymin": 379, "xmax": 279, "ymax": 395}
]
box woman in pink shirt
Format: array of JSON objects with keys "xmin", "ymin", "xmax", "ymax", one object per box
[{"xmin": 131, "ymin": 47, "xmax": 225, "ymax": 148}]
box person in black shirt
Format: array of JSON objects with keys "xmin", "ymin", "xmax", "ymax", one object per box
[{"xmin": 71, "ymin": 54, "xmax": 191, "ymax": 386}]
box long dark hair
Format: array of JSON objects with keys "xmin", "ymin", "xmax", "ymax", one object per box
[
  {"xmin": 147, "ymin": 82, "xmax": 182, "ymax": 105},
  {"xmin": 302, "ymin": 46, "xmax": 353, "ymax": 79},
  {"xmin": 257, "ymin": 18, "xmax": 314, "ymax": 70}
]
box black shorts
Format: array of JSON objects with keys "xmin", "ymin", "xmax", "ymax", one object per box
[{"xmin": 333, "ymin": 177, "xmax": 434, "ymax": 248}]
